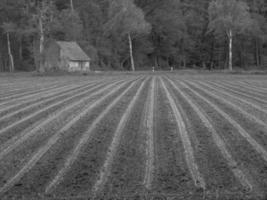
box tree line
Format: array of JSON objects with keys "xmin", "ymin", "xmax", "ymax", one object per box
[{"xmin": 0, "ymin": 0, "xmax": 266, "ymax": 72}]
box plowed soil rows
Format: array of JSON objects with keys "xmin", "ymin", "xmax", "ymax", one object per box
[
  {"xmin": 0, "ymin": 81, "xmax": 130, "ymax": 191},
  {"xmin": 209, "ymin": 82, "xmax": 267, "ymax": 108},
  {"xmin": 194, "ymin": 81, "xmax": 267, "ymax": 124},
  {"xmin": 0, "ymin": 78, "xmax": 88, "ymax": 100},
  {"xmin": 44, "ymin": 79, "xmax": 145, "ymax": 198},
  {"xmin": 185, "ymin": 81, "xmax": 267, "ymax": 148},
  {"xmin": 0, "ymin": 82, "xmax": 114, "ymax": 146},
  {"xmin": 151, "ymin": 79, "xmax": 197, "ymax": 198},
  {"xmin": 0, "ymin": 80, "xmax": 101, "ymax": 110},
  {"xmin": 171, "ymin": 79, "xmax": 267, "ymax": 197},
  {"xmin": 165, "ymin": 79, "xmax": 243, "ymax": 193},
  {"xmin": 217, "ymin": 81, "xmax": 267, "ymax": 100},
  {"xmin": 0, "ymin": 81, "xmax": 68, "ymax": 96},
  {"xmin": 0, "ymin": 73, "xmax": 267, "ymax": 200},
  {"xmin": 1, "ymin": 80, "xmax": 139, "ymax": 199},
  {"xmin": 98, "ymin": 78, "xmax": 150, "ymax": 198},
  {"xmin": 230, "ymin": 81, "xmax": 267, "ymax": 96},
  {"xmin": 0, "ymin": 81, "xmax": 102, "ymax": 129},
  {"xmin": 0, "ymin": 81, "xmax": 101, "ymax": 117}
]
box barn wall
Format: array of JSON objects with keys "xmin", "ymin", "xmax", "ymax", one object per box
[
  {"xmin": 69, "ymin": 61, "xmax": 81, "ymax": 71},
  {"xmin": 82, "ymin": 61, "xmax": 90, "ymax": 71},
  {"xmin": 68, "ymin": 61, "xmax": 90, "ymax": 72}
]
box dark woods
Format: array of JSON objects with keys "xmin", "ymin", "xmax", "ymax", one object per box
[{"xmin": 0, "ymin": 0, "xmax": 267, "ymax": 72}]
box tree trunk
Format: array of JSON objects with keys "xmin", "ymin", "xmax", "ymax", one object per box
[
  {"xmin": 7, "ymin": 32, "xmax": 14, "ymax": 72},
  {"xmin": 128, "ymin": 33, "xmax": 135, "ymax": 71},
  {"xmin": 70, "ymin": 0, "xmax": 74, "ymax": 12},
  {"xmin": 228, "ymin": 29, "xmax": 233, "ymax": 71},
  {"xmin": 39, "ymin": 12, "xmax": 45, "ymax": 73}
]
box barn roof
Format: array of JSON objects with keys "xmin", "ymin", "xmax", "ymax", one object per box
[{"xmin": 56, "ymin": 41, "xmax": 90, "ymax": 61}]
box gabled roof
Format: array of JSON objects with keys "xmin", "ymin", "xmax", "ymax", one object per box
[{"xmin": 57, "ymin": 41, "xmax": 90, "ymax": 61}]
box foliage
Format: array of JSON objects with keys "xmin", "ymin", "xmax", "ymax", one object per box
[
  {"xmin": 52, "ymin": 9, "xmax": 83, "ymax": 41},
  {"xmin": 208, "ymin": 0, "xmax": 253, "ymax": 37},
  {"xmin": 0, "ymin": 0, "xmax": 267, "ymax": 71}
]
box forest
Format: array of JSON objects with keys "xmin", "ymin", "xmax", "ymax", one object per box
[{"xmin": 0, "ymin": 0, "xmax": 267, "ymax": 72}]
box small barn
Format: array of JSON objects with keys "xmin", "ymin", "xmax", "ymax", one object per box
[{"xmin": 44, "ymin": 41, "xmax": 91, "ymax": 72}]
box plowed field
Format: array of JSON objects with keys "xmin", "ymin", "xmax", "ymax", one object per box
[{"xmin": 0, "ymin": 73, "xmax": 267, "ymax": 199}]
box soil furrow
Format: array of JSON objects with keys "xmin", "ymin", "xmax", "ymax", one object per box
[
  {"xmin": 160, "ymin": 78, "xmax": 206, "ymax": 189},
  {"xmin": 97, "ymin": 78, "xmax": 150, "ymax": 198},
  {"xmin": 92, "ymin": 78, "xmax": 147, "ymax": 196},
  {"xmin": 0, "ymin": 78, "xmax": 123, "ymax": 130},
  {"xmin": 151, "ymin": 79, "xmax": 199, "ymax": 198},
  {"xmin": 0, "ymin": 79, "xmax": 131, "ymax": 197},
  {"xmin": 206, "ymin": 81, "xmax": 267, "ymax": 113},
  {"xmin": 0, "ymin": 81, "xmax": 71, "ymax": 98},
  {"xmin": 166, "ymin": 77, "xmax": 253, "ymax": 192},
  {"xmin": 217, "ymin": 81, "xmax": 267, "ymax": 100},
  {"xmin": 234, "ymin": 81, "xmax": 267, "ymax": 95},
  {"xmin": 1, "ymin": 79, "xmax": 142, "ymax": 199},
  {"xmin": 0, "ymin": 81, "xmax": 101, "ymax": 125},
  {"xmin": 165, "ymin": 78, "xmax": 240, "ymax": 193},
  {"xmin": 0, "ymin": 79, "xmax": 128, "ymax": 160},
  {"xmin": 241, "ymin": 81, "xmax": 267, "ymax": 91},
  {"xmin": 196, "ymin": 81, "xmax": 267, "ymax": 123},
  {"xmin": 48, "ymin": 80, "xmax": 143, "ymax": 198},
  {"xmin": 0, "ymin": 79, "xmax": 103, "ymax": 111},
  {"xmin": 179, "ymin": 81, "xmax": 267, "ymax": 162},
  {"xmin": 0, "ymin": 81, "xmax": 108, "ymax": 138},
  {"xmin": 209, "ymin": 81, "xmax": 267, "ymax": 107},
  {"xmin": 143, "ymin": 77, "xmax": 156, "ymax": 190},
  {"xmin": 189, "ymin": 81, "xmax": 267, "ymax": 131},
  {"xmin": 185, "ymin": 81, "xmax": 267, "ymax": 153},
  {"xmin": 176, "ymin": 81, "xmax": 267, "ymax": 197},
  {"xmin": 1, "ymin": 74, "xmax": 266, "ymax": 199},
  {"xmin": 0, "ymin": 80, "xmax": 108, "ymax": 117},
  {"xmin": 0, "ymin": 77, "xmax": 91, "ymax": 93},
  {"xmin": 0, "ymin": 83, "xmax": 70, "ymax": 104},
  {"xmin": 44, "ymin": 78, "xmax": 142, "ymax": 194}
]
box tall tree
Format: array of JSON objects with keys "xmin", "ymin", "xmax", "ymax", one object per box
[
  {"xmin": 208, "ymin": 0, "xmax": 253, "ymax": 70},
  {"xmin": 70, "ymin": 0, "xmax": 74, "ymax": 13},
  {"xmin": 0, "ymin": 0, "xmax": 28, "ymax": 72},
  {"xmin": 2, "ymin": 22, "xmax": 16, "ymax": 72},
  {"xmin": 245, "ymin": 0, "xmax": 267, "ymax": 67},
  {"xmin": 26, "ymin": 0, "xmax": 57, "ymax": 72},
  {"xmin": 0, "ymin": 0, "xmax": 266, "ymax": 72},
  {"xmin": 104, "ymin": 0, "xmax": 151, "ymax": 71}
]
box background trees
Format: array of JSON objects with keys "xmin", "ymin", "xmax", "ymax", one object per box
[
  {"xmin": 0, "ymin": 0, "xmax": 266, "ymax": 72},
  {"xmin": 103, "ymin": 0, "xmax": 151, "ymax": 71},
  {"xmin": 208, "ymin": 0, "xmax": 253, "ymax": 70}
]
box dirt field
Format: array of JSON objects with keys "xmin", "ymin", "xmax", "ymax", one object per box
[{"xmin": 0, "ymin": 72, "xmax": 267, "ymax": 199}]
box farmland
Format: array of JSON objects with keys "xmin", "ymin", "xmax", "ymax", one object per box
[{"xmin": 0, "ymin": 72, "xmax": 267, "ymax": 199}]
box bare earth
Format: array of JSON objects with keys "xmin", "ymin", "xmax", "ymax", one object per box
[{"xmin": 0, "ymin": 72, "xmax": 267, "ymax": 200}]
